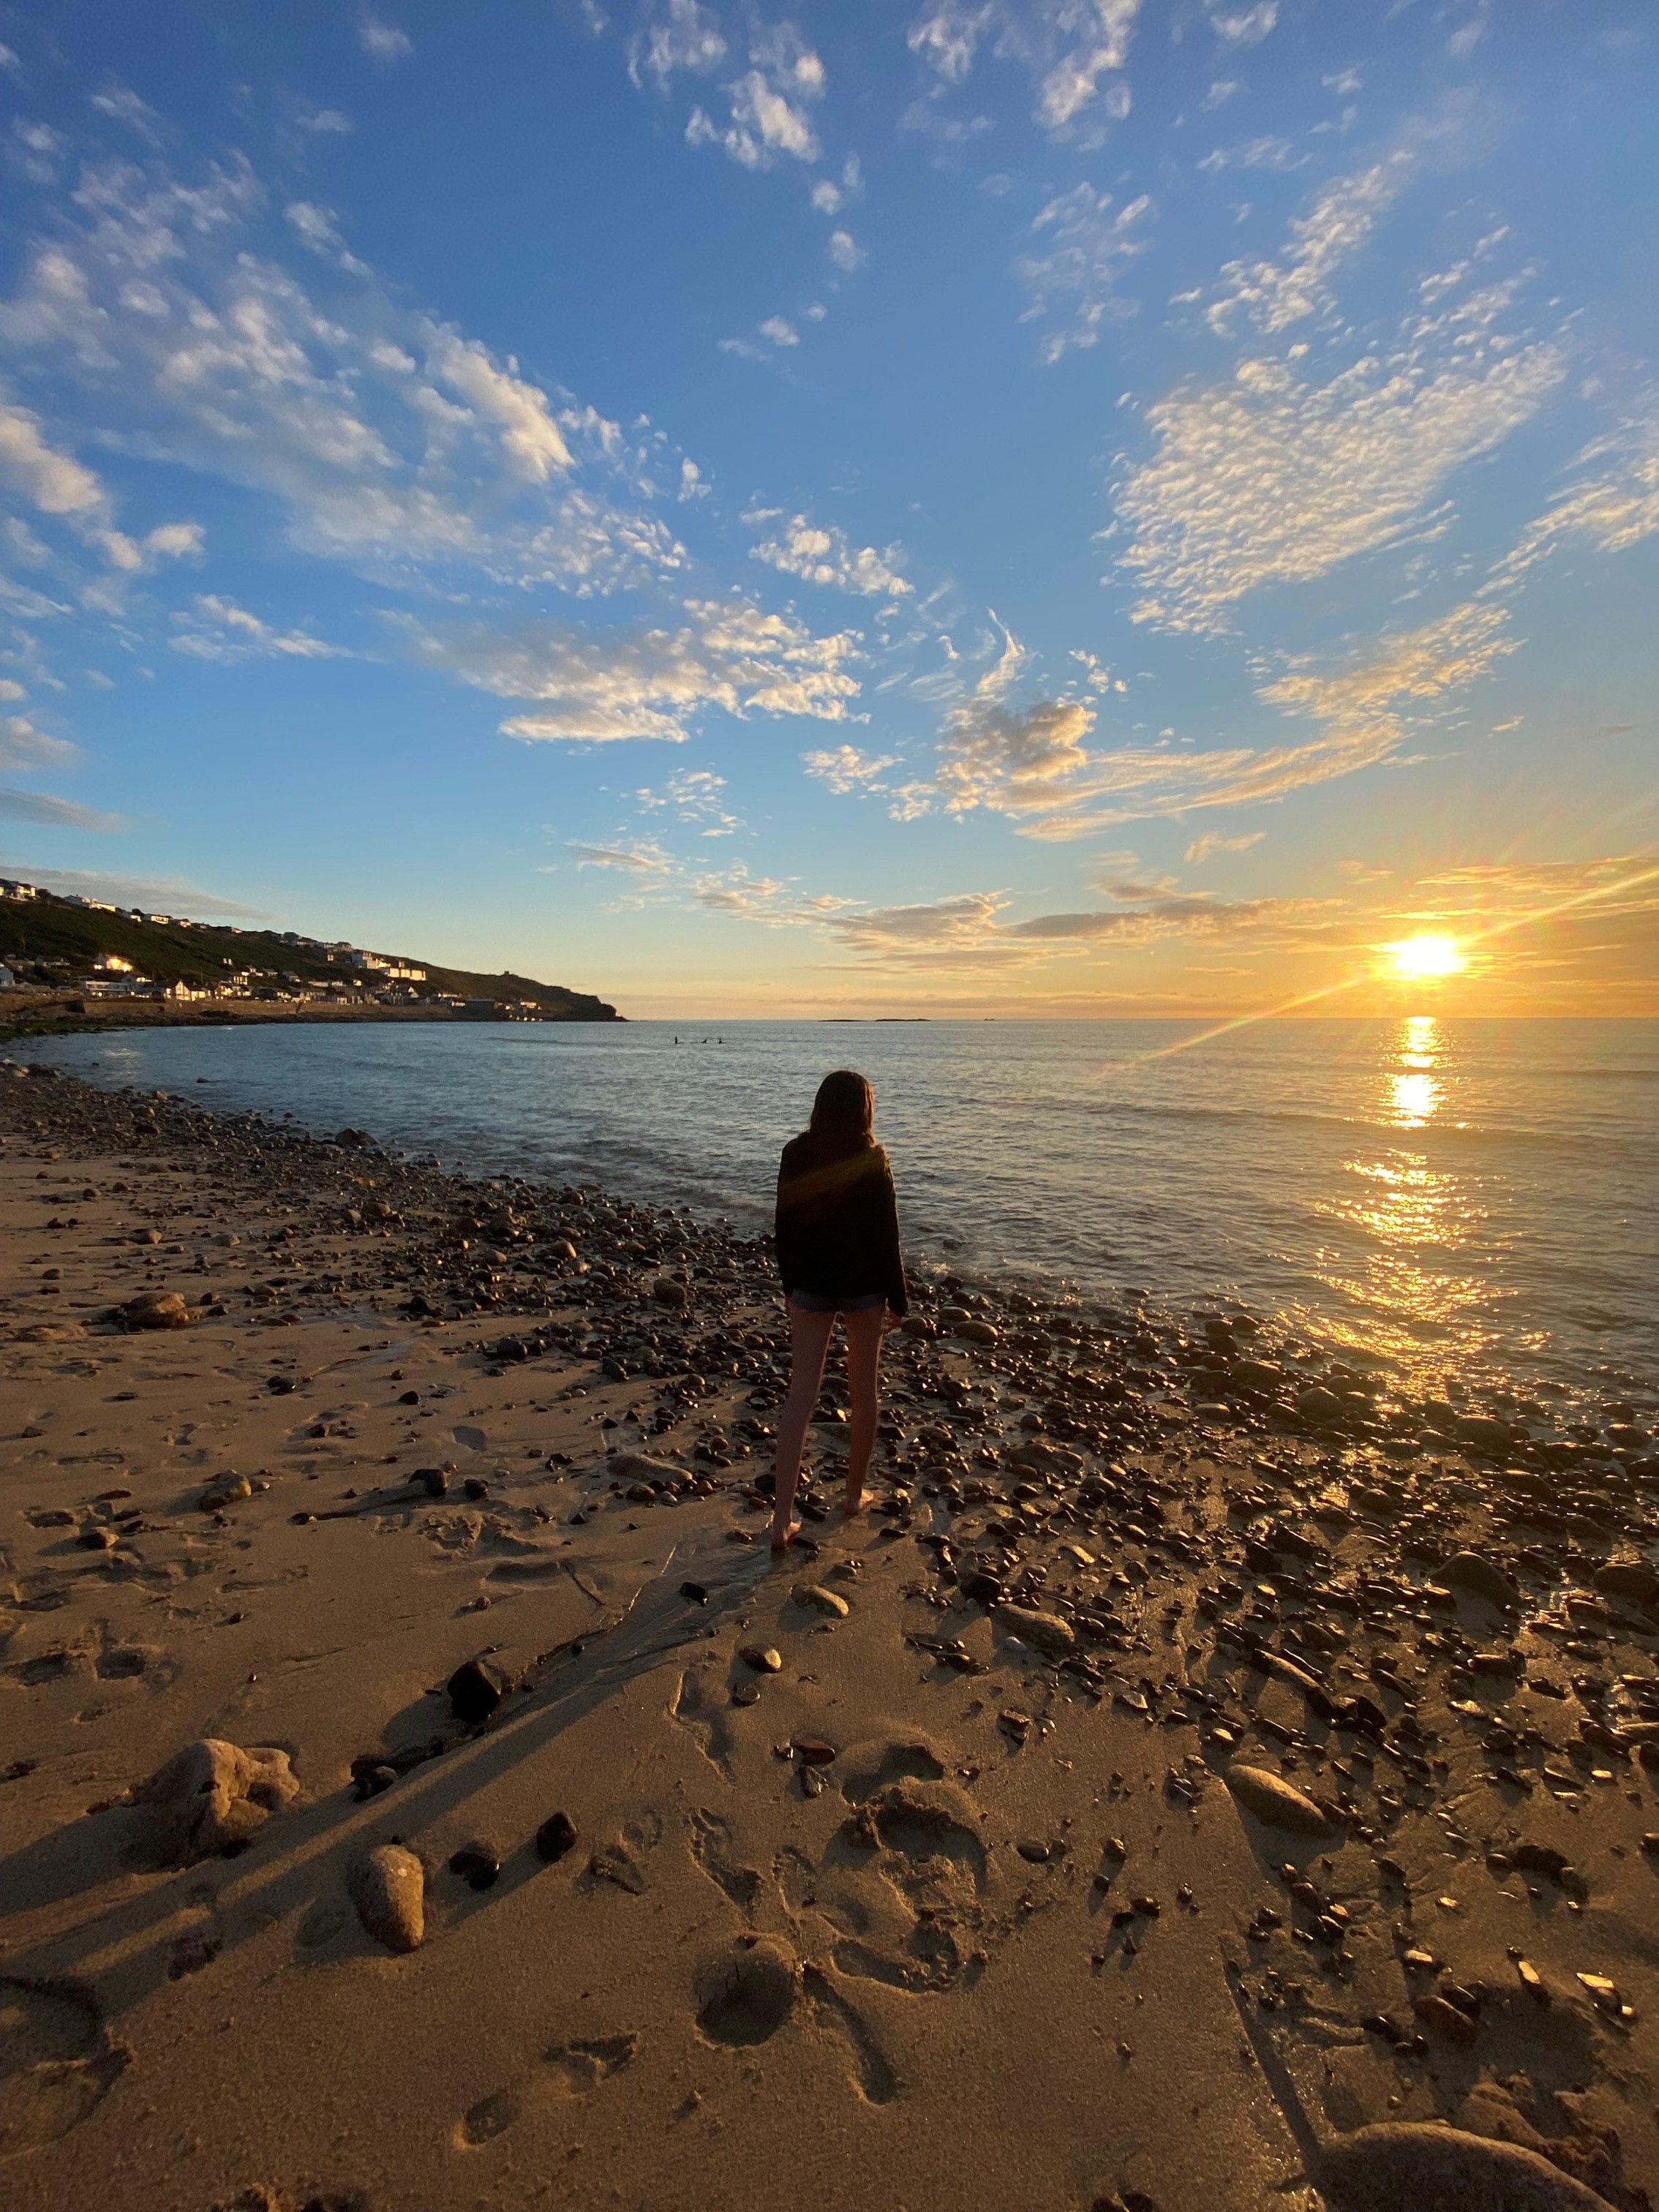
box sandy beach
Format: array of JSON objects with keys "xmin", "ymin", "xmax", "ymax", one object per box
[{"xmin": 4, "ymin": 1060, "xmax": 1659, "ymax": 2212}]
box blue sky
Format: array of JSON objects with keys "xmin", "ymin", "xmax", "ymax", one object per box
[{"xmin": 0, "ymin": 0, "xmax": 1655, "ymax": 1015}]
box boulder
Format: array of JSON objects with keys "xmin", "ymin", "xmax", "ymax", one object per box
[
  {"xmin": 124, "ymin": 1290, "xmax": 190, "ymax": 1331},
  {"xmin": 134, "ymin": 1739, "xmax": 298, "ymax": 1864},
  {"xmin": 651, "ymin": 1277, "xmax": 690, "ymax": 1308},
  {"xmin": 1317, "ymin": 2121, "xmax": 1616, "ymax": 2211},
  {"xmin": 347, "ymin": 1843, "xmax": 425, "ymax": 1952}
]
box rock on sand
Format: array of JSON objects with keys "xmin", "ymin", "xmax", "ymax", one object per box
[
  {"xmin": 1317, "ymin": 2121, "xmax": 1617, "ymax": 2212},
  {"xmin": 1222, "ymin": 1763, "xmax": 1332, "ymax": 1835},
  {"xmin": 347, "ymin": 1843, "xmax": 426, "ymax": 1953},
  {"xmin": 134, "ymin": 1739, "xmax": 298, "ymax": 1865}
]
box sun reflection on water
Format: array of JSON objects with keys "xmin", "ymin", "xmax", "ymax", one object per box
[{"xmin": 1312, "ymin": 1016, "xmax": 1494, "ymax": 1382}]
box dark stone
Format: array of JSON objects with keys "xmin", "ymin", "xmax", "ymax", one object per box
[
  {"xmin": 447, "ymin": 1657, "xmax": 510, "ymax": 1726},
  {"xmin": 535, "ymin": 1810, "xmax": 577, "ymax": 1862},
  {"xmin": 959, "ymin": 1570, "xmax": 1005, "ymax": 1606},
  {"xmin": 494, "ymin": 1336, "xmax": 530, "ymax": 1362},
  {"xmin": 680, "ymin": 1580, "xmax": 708, "ymax": 1604},
  {"xmin": 266, "ymin": 1374, "xmax": 296, "ymax": 1394},
  {"xmin": 448, "ymin": 1841, "xmax": 502, "ymax": 1891},
  {"xmin": 463, "ymin": 1476, "xmax": 489, "ymax": 1502},
  {"xmin": 1511, "ymin": 1842, "xmax": 1571, "ymax": 1880},
  {"xmin": 413, "ymin": 1467, "xmax": 448, "ymax": 1497},
  {"xmin": 398, "ymin": 1389, "xmax": 420, "ymax": 1405}
]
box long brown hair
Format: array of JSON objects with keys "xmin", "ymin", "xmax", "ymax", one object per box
[{"xmin": 808, "ymin": 1068, "xmax": 875, "ymax": 1156}]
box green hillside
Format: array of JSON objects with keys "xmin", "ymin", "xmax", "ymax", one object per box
[{"xmin": 0, "ymin": 887, "xmax": 619, "ymax": 1019}]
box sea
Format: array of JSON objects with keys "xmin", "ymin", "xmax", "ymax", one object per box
[{"xmin": 14, "ymin": 1016, "xmax": 1658, "ymax": 1404}]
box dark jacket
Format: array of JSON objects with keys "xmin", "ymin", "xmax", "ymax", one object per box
[{"xmin": 775, "ymin": 1134, "xmax": 907, "ymax": 1316}]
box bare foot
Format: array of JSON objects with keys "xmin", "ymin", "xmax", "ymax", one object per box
[
  {"xmin": 769, "ymin": 1519, "xmax": 802, "ymax": 1554},
  {"xmin": 843, "ymin": 1485, "xmax": 865, "ymax": 1519}
]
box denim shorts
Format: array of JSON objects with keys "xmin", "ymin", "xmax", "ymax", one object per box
[{"xmin": 789, "ymin": 1290, "xmax": 885, "ymax": 1314}]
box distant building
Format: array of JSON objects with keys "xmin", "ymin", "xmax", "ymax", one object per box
[
  {"xmin": 0, "ymin": 963, "xmax": 15, "ymax": 988},
  {"xmin": 84, "ymin": 975, "xmax": 150, "ymax": 998},
  {"xmin": 94, "ymin": 954, "xmax": 136, "ymax": 974},
  {"xmin": 0, "ymin": 879, "xmax": 38, "ymax": 900},
  {"xmin": 348, "ymin": 950, "xmax": 426, "ymax": 980}
]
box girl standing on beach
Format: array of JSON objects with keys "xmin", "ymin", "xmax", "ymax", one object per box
[{"xmin": 770, "ymin": 1069, "xmax": 908, "ymax": 1554}]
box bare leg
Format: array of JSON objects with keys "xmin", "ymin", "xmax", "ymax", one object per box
[
  {"xmin": 771, "ymin": 1303, "xmax": 835, "ymax": 1552},
  {"xmin": 841, "ymin": 1305, "xmax": 884, "ymax": 1518}
]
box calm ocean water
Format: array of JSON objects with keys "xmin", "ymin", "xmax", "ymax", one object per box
[{"xmin": 16, "ymin": 1017, "xmax": 1658, "ymax": 1399}]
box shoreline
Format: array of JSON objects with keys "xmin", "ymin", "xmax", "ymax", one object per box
[
  {"xmin": 4, "ymin": 1065, "xmax": 1659, "ymax": 2211},
  {"xmin": 0, "ymin": 993, "xmax": 625, "ymax": 1047}
]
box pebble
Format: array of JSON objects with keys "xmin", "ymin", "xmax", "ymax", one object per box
[
  {"xmin": 124, "ymin": 1288, "xmax": 191, "ymax": 1330},
  {"xmin": 738, "ymin": 1644, "xmax": 783, "ymax": 1672},
  {"xmin": 1438, "ymin": 1551, "xmax": 1519, "ymax": 1608},
  {"xmin": 792, "ymin": 1737, "xmax": 837, "ymax": 1765},
  {"xmin": 448, "ymin": 1841, "xmax": 502, "ymax": 1892},
  {"xmin": 347, "ymin": 1843, "xmax": 425, "ymax": 1953},
  {"xmin": 535, "ymin": 1811, "xmax": 577, "ymax": 1863},
  {"xmin": 995, "ymin": 1602, "xmax": 1076, "ymax": 1658},
  {"xmin": 1412, "ymin": 1993, "xmax": 1477, "ymax": 2045},
  {"xmin": 1222, "ymin": 1764, "xmax": 1332, "ymax": 1836},
  {"xmin": 792, "ymin": 1582, "xmax": 849, "ymax": 1618}
]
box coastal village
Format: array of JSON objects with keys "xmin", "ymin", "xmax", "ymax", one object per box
[{"xmin": 0, "ymin": 881, "xmax": 620, "ymax": 1029}]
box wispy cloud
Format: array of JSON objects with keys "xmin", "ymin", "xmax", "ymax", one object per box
[
  {"xmin": 0, "ymin": 154, "xmax": 684, "ymax": 598},
  {"xmin": 1486, "ymin": 404, "xmax": 1659, "ymax": 590},
  {"xmin": 633, "ymin": 764, "xmax": 743, "ymax": 835},
  {"xmin": 746, "ymin": 509, "xmax": 911, "ymax": 598},
  {"xmin": 0, "ymin": 785, "xmax": 125, "ymax": 830},
  {"xmin": 0, "ymin": 390, "xmax": 201, "ymax": 579},
  {"xmin": 1185, "ymin": 827, "xmax": 1265, "ymax": 864},
  {"xmin": 909, "ymin": 1, "xmax": 1144, "ymax": 135},
  {"xmin": 1116, "ymin": 319, "xmax": 1563, "ymax": 633},
  {"xmin": 802, "ymin": 742, "xmax": 900, "ymax": 794},
  {"xmin": 1017, "ymin": 182, "xmax": 1153, "ymax": 361},
  {"xmin": 170, "ymin": 595, "xmax": 348, "ymax": 663},
  {"xmin": 684, "ymin": 20, "xmax": 827, "ymax": 170},
  {"xmin": 0, "ymin": 859, "xmax": 268, "ymax": 915},
  {"xmin": 0, "ymin": 713, "xmax": 78, "ymax": 771},
  {"xmin": 911, "ymin": 601, "xmax": 1515, "ymax": 839},
  {"xmin": 359, "ymin": 14, "xmax": 413, "ymax": 63},
  {"xmin": 565, "ymin": 838, "xmax": 673, "ymax": 873},
  {"xmin": 406, "ymin": 599, "xmax": 861, "ymax": 743}
]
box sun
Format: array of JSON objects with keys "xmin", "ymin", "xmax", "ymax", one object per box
[{"xmin": 1386, "ymin": 932, "xmax": 1466, "ymax": 980}]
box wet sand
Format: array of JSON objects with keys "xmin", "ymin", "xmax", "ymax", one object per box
[{"xmin": 3, "ymin": 1061, "xmax": 1658, "ymax": 2212}]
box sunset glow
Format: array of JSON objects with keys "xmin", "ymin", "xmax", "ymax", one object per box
[{"xmin": 1387, "ymin": 935, "xmax": 1467, "ymax": 982}]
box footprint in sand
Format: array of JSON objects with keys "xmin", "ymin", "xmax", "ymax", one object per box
[
  {"xmin": 455, "ymin": 2035, "xmax": 637, "ymax": 2148},
  {"xmin": 0, "ymin": 1976, "xmax": 129, "ymax": 2157},
  {"xmin": 692, "ymin": 1938, "xmax": 900, "ymax": 2102},
  {"xmin": 688, "ymin": 1809, "xmax": 762, "ymax": 1916},
  {"xmin": 695, "ymin": 1940, "xmax": 797, "ymax": 2047},
  {"xmin": 670, "ymin": 1666, "xmax": 735, "ymax": 1779}
]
